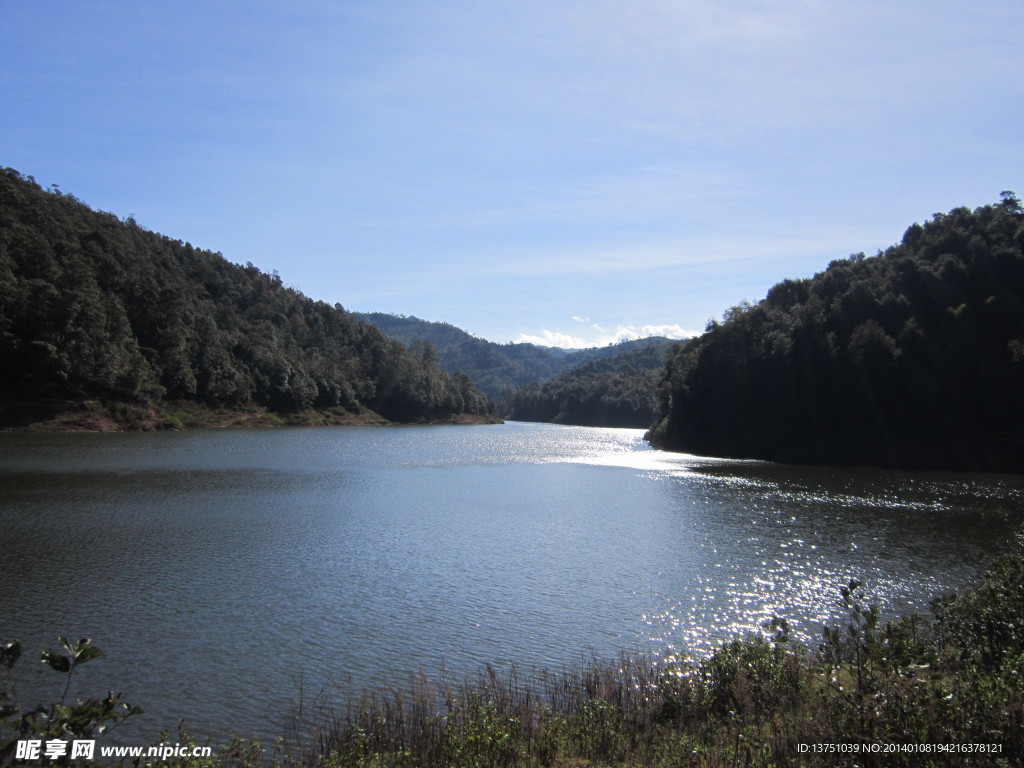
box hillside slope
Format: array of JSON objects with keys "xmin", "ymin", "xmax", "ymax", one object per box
[{"xmin": 354, "ymin": 312, "xmax": 568, "ymax": 400}]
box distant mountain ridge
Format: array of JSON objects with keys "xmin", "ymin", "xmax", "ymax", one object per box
[{"xmin": 354, "ymin": 311, "xmax": 674, "ymax": 404}]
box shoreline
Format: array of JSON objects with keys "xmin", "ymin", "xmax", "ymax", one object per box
[{"xmin": 0, "ymin": 398, "xmax": 503, "ymax": 433}]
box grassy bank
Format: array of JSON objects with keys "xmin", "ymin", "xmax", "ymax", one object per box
[{"xmin": 5, "ymin": 553, "xmax": 1022, "ymax": 767}]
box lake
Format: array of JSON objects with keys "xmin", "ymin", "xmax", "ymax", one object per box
[{"xmin": 1, "ymin": 421, "xmax": 1022, "ymax": 745}]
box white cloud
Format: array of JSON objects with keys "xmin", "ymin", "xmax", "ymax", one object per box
[
  {"xmin": 514, "ymin": 329, "xmax": 592, "ymax": 348},
  {"xmin": 515, "ymin": 322, "xmax": 696, "ymax": 349},
  {"xmin": 598, "ymin": 324, "xmax": 698, "ymax": 344},
  {"xmin": 639, "ymin": 323, "xmax": 698, "ymax": 339}
]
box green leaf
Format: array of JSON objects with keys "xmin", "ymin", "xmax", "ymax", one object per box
[
  {"xmin": 41, "ymin": 649, "xmax": 71, "ymax": 673},
  {"xmin": 74, "ymin": 644, "xmax": 102, "ymax": 665}
]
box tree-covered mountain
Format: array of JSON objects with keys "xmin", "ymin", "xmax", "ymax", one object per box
[
  {"xmin": 0, "ymin": 168, "xmax": 495, "ymax": 429},
  {"xmin": 504, "ymin": 340, "xmax": 674, "ymax": 427},
  {"xmin": 647, "ymin": 194, "xmax": 1024, "ymax": 471},
  {"xmin": 355, "ymin": 311, "xmax": 673, "ymax": 405},
  {"xmin": 354, "ymin": 312, "xmax": 568, "ymax": 400}
]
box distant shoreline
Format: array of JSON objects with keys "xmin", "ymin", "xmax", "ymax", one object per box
[{"xmin": 0, "ymin": 398, "xmax": 502, "ymax": 433}]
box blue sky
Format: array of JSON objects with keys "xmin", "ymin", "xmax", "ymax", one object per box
[{"xmin": 3, "ymin": 1, "xmax": 1021, "ymax": 347}]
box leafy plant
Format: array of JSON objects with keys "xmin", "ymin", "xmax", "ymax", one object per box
[{"xmin": 0, "ymin": 637, "xmax": 140, "ymax": 765}]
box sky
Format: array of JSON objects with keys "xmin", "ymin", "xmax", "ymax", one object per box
[{"xmin": 2, "ymin": 1, "xmax": 1022, "ymax": 347}]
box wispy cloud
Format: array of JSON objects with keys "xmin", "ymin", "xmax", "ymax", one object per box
[{"xmin": 470, "ymin": 227, "xmax": 884, "ymax": 279}]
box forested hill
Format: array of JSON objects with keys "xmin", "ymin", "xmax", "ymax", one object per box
[
  {"xmin": 0, "ymin": 168, "xmax": 495, "ymax": 429},
  {"xmin": 354, "ymin": 312, "xmax": 568, "ymax": 399},
  {"xmin": 355, "ymin": 311, "xmax": 671, "ymax": 402},
  {"xmin": 647, "ymin": 194, "xmax": 1024, "ymax": 472},
  {"xmin": 505, "ymin": 340, "xmax": 674, "ymax": 428}
]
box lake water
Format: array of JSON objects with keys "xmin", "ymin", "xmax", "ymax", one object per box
[{"xmin": 1, "ymin": 422, "xmax": 1022, "ymax": 745}]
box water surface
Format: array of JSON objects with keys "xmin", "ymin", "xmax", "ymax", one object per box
[{"xmin": 1, "ymin": 422, "xmax": 1021, "ymax": 743}]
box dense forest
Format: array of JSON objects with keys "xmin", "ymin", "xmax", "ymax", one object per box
[
  {"xmin": 504, "ymin": 341, "xmax": 673, "ymax": 427},
  {"xmin": 0, "ymin": 168, "xmax": 495, "ymax": 428},
  {"xmin": 647, "ymin": 194, "xmax": 1024, "ymax": 471}
]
